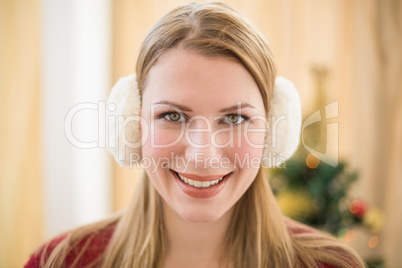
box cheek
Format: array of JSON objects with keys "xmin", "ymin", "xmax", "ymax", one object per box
[
  {"xmin": 141, "ymin": 126, "xmax": 186, "ymax": 172},
  {"xmin": 235, "ymin": 133, "xmax": 265, "ymax": 165},
  {"xmin": 153, "ymin": 128, "xmax": 184, "ymax": 148},
  {"xmin": 242, "ymin": 131, "xmax": 266, "ymax": 154},
  {"xmin": 224, "ymin": 131, "xmax": 266, "ymax": 167},
  {"xmin": 212, "ymin": 125, "xmax": 266, "ymax": 150},
  {"xmin": 142, "ymin": 114, "xmax": 185, "ymax": 145}
]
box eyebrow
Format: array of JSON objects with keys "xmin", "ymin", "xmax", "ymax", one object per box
[
  {"xmin": 154, "ymin": 101, "xmax": 193, "ymax": 112},
  {"xmin": 218, "ymin": 103, "xmax": 256, "ymax": 113},
  {"xmin": 153, "ymin": 101, "xmax": 255, "ymax": 113}
]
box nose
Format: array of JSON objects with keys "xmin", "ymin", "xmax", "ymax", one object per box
[{"xmin": 184, "ymin": 117, "xmax": 222, "ymax": 168}]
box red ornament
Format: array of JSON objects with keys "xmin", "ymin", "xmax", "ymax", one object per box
[{"xmin": 349, "ymin": 200, "xmax": 367, "ymax": 218}]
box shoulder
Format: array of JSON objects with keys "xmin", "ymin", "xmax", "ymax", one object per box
[
  {"xmin": 284, "ymin": 218, "xmax": 361, "ymax": 268},
  {"xmin": 24, "ymin": 223, "xmax": 116, "ymax": 268},
  {"xmin": 284, "ymin": 217, "xmax": 317, "ymax": 235}
]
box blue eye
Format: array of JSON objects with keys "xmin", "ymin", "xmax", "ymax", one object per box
[
  {"xmin": 223, "ymin": 114, "xmax": 248, "ymax": 124},
  {"xmin": 164, "ymin": 112, "xmax": 183, "ymax": 122}
]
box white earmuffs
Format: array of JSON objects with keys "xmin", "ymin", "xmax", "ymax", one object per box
[
  {"xmin": 107, "ymin": 74, "xmax": 301, "ymax": 168},
  {"xmin": 107, "ymin": 74, "xmax": 142, "ymax": 165},
  {"xmin": 263, "ymin": 77, "xmax": 302, "ymax": 167}
]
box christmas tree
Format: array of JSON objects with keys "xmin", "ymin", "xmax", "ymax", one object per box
[{"xmin": 267, "ymin": 66, "xmax": 384, "ymax": 267}]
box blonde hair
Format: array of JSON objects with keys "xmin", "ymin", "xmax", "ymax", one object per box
[{"xmin": 38, "ymin": 2, "xmax": 365, "ymax": 267}]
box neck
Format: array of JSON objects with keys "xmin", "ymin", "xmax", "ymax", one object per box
[{"xmin": 162, "ymin": 201, "xmax": 234, "ymax": 267}]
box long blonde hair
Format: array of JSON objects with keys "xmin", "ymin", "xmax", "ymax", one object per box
[{"xmin": 39, "ymin": 2, "xmax": 365, "ymax": 267}]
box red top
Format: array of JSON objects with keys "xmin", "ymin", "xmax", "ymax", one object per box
[
  {"xmin": 24, "ymin": 221, "xmax": 338, "ymax": 267},
  {"xmin": 24, "ymin": 224, "xmax": 115, "ymax": 267}
]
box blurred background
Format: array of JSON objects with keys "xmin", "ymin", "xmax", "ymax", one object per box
[{"xmin": 0, "ymin": 0, "xmax": 401, "ymax": 267}]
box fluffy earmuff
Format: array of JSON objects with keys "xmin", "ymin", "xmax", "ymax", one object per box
[
  {"xmin": 263, "ymin": 77, "xmax": 302, "ymax": 167},
  {"xmin": 107, "ymin": 74, "xmax": 142, "ymax": 166},
  {"xmin": 106, "ymin": 74, "xmax": 301, "ymax": 167}
]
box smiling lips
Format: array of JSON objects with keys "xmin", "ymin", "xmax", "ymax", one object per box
[
  {"xmin": 171, "ymin": 170, "xmax": 231, "ymax": 198},
  {"xmin": 176, "ymin": 172, "xmax": 225, "ymax": 188}
]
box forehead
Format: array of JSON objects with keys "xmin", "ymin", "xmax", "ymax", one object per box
[{"xmin": 142, "ymin": 48, "xmax": 265, "ymax": 114}]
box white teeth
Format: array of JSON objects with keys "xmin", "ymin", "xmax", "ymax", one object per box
[
  {"xmin": 202, "ymin": 181, "xmax": 210, "ymax": 187},
  {"xmin": 177, "ymin": 173, "xmax": 225, "ymax": 188}
]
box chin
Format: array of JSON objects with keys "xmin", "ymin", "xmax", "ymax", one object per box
[{"xmin": 178, "ymin": 207, "xmax": 227, "ymax": 223}]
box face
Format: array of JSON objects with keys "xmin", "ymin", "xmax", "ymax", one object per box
[{"xmin": 141, "ymin": 48, "xmax": 267, "ymax": 223}]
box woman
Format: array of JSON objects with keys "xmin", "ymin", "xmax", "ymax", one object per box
[{"xmin": 25, "ymin": 2, "xmax": 365, "ymax": 267}]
